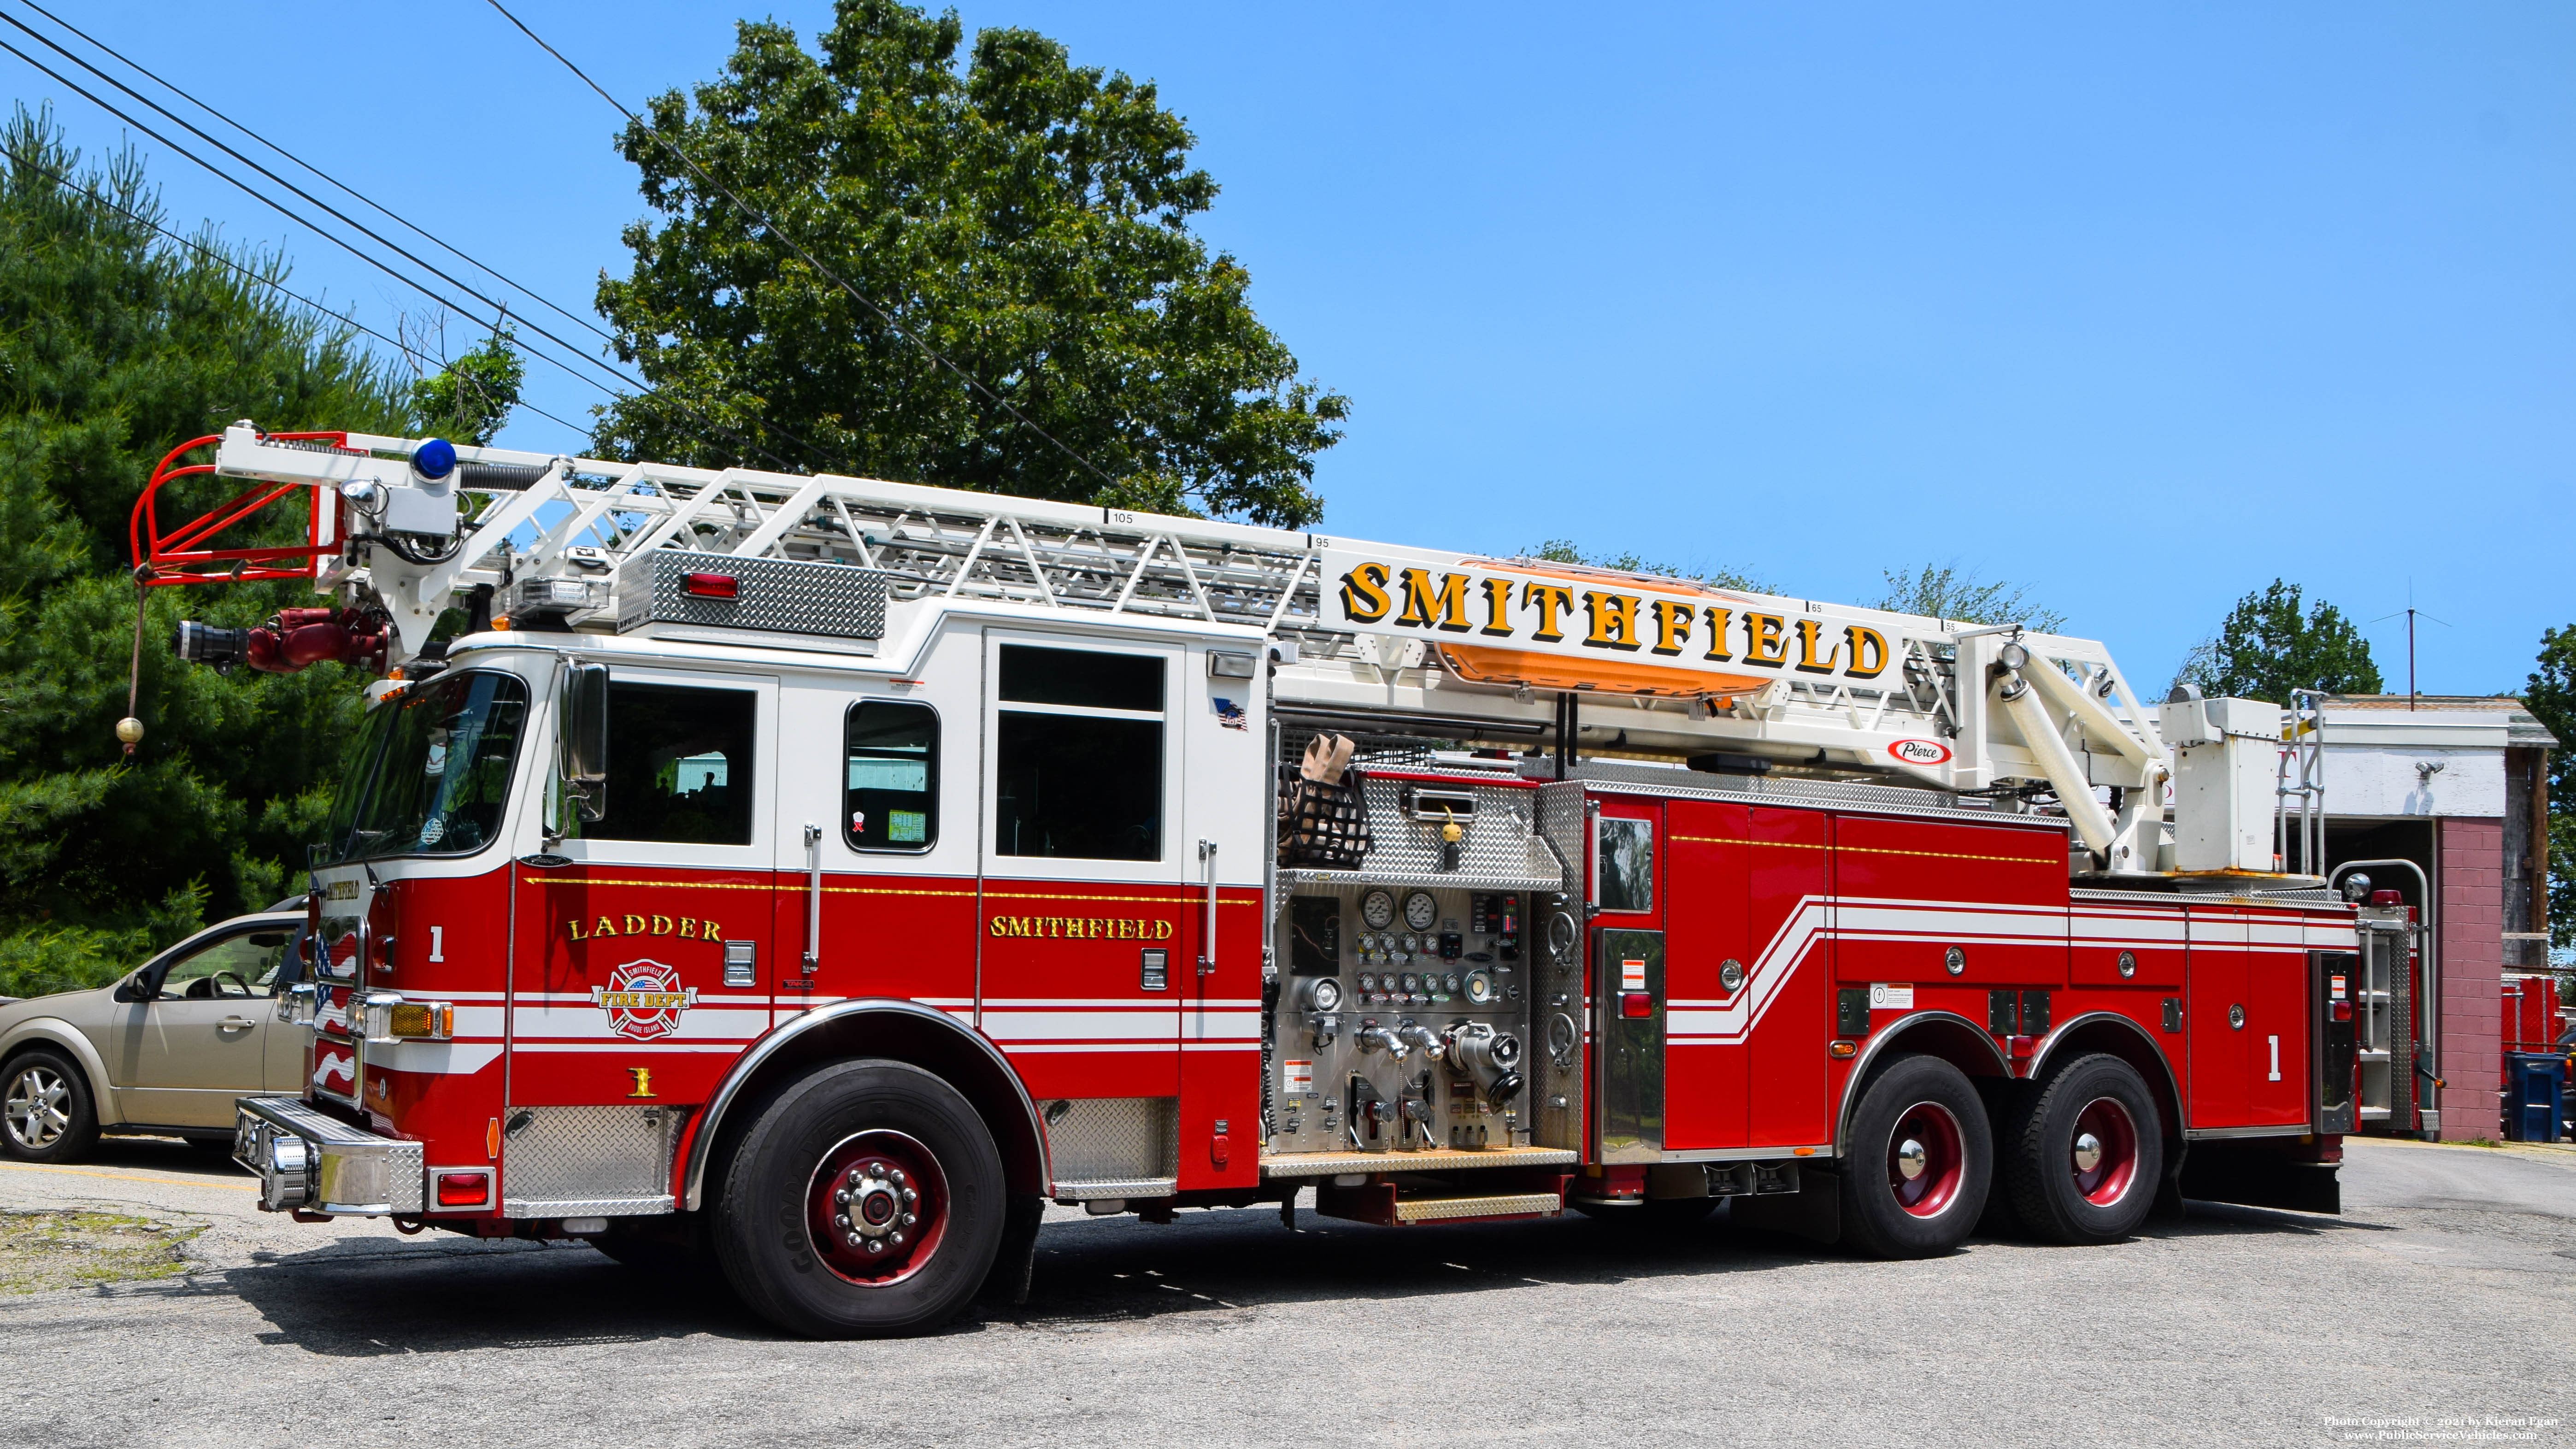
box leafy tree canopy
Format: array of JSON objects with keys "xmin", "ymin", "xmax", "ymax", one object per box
[
  {"xmin": 2522, "ymin": 626, "xmax": 2576, "ymax": 957},
  {"xmin": 1875, "ymin": 562, "xmax": 2067, "ymax": 633},
  {"xmin": 0, "ymin": 109, "xmax": 506, "ymax": 996},
  {"xmin": 593, "ymin": 0, "xmax": 1346, "ymax": 526},
  {"xmin": 2175, "ymin": 580, "xmax": 2382, "ymax": 706}
]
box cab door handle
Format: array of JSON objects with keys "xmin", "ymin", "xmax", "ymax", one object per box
[{"xmin": 218, "ymin": 1016, "xmax": 255, "ymax": 1032}]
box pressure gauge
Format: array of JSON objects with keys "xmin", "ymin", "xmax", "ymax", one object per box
[
  {"xmin": 1401, "ymin": 934, "xmax": 1421, "ymax": 954},
  {"xmin": 1464, "ymin": 969, "xmax": 1497, "ymax": 1005},
  {"xmin": 1361, "ymin": 890, "xmax": 1397, "ymax": 931},
  {"xmin": 1400, "ymin": 973, "xmax": 1420, "ymax": 994},
  {"xmin": 1444, "ymin": 972, "xmax": 1462, "ymax": 993},
  {"xmin": 1403, "ymin": 890, "xmax": 1440, "ymax": 931},
  {"xmin": 1357, "ymin": 973, "xmax": 1377, "ymax": 993}
]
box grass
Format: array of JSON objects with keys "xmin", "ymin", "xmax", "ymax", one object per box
[{"xmin": 0, "ymin": 1208, "xmax": 205, "ymax": 1293}]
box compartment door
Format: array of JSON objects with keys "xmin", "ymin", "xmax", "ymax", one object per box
[
  {"xmin": 1595, "ymin": 928, "xmax": 1665, "ymax": 1163},
  {"xmin": 1664, "ymin": 799, "xmax": 1751, "ymax": 1150},
  {"xmin": 1746, "ymin": 807, "xmax": 1830, "ymax": 1147}
]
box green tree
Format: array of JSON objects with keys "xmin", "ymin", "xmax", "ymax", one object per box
[
  {"xmin": 1525, "ymin": 539, "xmax": 1771, "ymax": 594},
  {"xmin": 406, "ymin": 321, "xmax": 524, "ymax": 446},
  {"xmin": 1875, "ymin": 562, "xmax": 2067, "ymax": 633},
  {"xmin": 593, "ymin": 0, "xmax": 1346, "ymax": 526},
  {"xmin": 0, "ymin": 110, "xmax": 421, "ymax": 996},
  {"xmin": 2523, "ymin": 626, "xmax": 2576, "ymax": 959},
  {"xmin": 2176, "ymin": 580, "xmax": 2382, "ymax": 705}
]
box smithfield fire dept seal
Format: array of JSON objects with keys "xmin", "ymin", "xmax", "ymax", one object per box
[{"xmin": 591, "ymin": 959, "xmax": 698, "ymax": 1042}]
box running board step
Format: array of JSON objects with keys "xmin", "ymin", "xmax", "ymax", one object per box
[{"xmin": 1313, "ymin": 1178, "xmax": 1570, "ymax": 1227}]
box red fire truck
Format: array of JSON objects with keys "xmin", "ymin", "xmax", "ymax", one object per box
[{"xmin": 126, "ymin": 424, "xmax": 2385, "ymax": 1337}]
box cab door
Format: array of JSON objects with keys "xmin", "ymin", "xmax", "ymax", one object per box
[
  {"xmin": 975, "ymin": 633, "xmax": 1187, "ymax": 1108},
  {"xmin": 1591, "ymin": 799, "xmax": 1663, "ymax": 1162},
  {"xmin": 511, "ymin": 666, "xmax": 780, "ymax": 1111}
]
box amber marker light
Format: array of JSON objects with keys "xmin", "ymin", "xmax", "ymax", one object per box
[{"xmin": 1828, "ymin": 1040, "xmax": 1858, "ymax": 1059}]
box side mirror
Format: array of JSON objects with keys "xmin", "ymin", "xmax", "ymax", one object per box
[
  {"xmin": 562, "ymin": 663, "xmax": 610, "ymax": 820},
  {"xmin": 114, "ymin": 973, "xmax": 156, "ymax": 1004}
]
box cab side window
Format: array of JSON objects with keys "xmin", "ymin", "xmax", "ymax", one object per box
[
  {"xmin": 994, "ymin": 645, "xmax": 1164, "ymax": 861},
  {"xmin": 1595, "ymin": 817, "xmax": 1654, "ymax": 913},
  {"xmin": 586, "ymin": 683, "xmax": 757, "ymax": 846},
  {"xmin": 846, "ymin": 701, "xmax": 938, "ymax": 851}
]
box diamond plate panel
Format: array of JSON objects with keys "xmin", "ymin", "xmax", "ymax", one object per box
[
  {"xmin": 1392, "ymin": 1192, "xmax": 1561, "ymax": 1223},
  {"xmin": 1043, "ymin": 1096, "xmax": 1177, "ymax": 1186},
  {"xmin": 502, "ymin": 1105, "xmax": 683, "ymax": 1209},
  {"xmin": 616, "ymin": 552, "xmax": 889, "ymax": 639}
]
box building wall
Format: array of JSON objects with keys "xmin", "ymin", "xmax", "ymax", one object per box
[{"xmin": 2436, "ymin": 817, "xmax": 2503, "ymax": 1141}]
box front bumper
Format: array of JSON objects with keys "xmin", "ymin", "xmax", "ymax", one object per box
[{"xmin": 233, "ymin": 1096, "xmax": 423, "ymax": 1215}]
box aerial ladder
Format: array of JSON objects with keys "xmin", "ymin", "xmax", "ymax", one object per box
[{"xmin": 134, "ymin": 420, "xmax": 2292, "ymax": 882}]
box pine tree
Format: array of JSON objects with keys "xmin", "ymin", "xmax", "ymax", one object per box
[{"xmin": 0, "ymin": 110, "xmax": 416, "ymax": 995}]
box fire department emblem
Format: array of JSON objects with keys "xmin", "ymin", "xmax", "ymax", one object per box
[{"xmin": 591, "ymin": 959, "xmax": 698, "ymax": 1042}]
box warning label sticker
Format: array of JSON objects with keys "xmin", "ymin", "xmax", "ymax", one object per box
[
  {"xmin": 1622, "ymin": 958, "xmax": 1647, "ymax": 991},
  {"xmin": 1868, "ymin": 983, "xmax": 1915, "ymax": 1010},
  {"xmin": 1283, "ymin": 1060, "xmax": 1312, "ymax": 1093}
]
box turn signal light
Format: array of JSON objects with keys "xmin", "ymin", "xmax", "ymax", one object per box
[
  {"xmin": 683, "ymin": 572, "xmax": 739, "ymax": 599},
  {"xmin": 434, "ymin": 1171, "xmax": 489, "ymax": 1208},
  {"xmin": 388, "ymin": 1002, "xmax": 453, "ymax": 1039},
  {"xmin": 1828, "ymin": 1039, "xmax": 1858, "ymax": 1059}
]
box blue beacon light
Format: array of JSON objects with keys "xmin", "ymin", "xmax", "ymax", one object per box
[{"xmin": 412, "ymin": 437, "xmax": 457, "ymax": 481}]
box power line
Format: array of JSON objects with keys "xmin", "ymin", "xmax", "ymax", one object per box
[
  {"xmin": 0, "ymin": 29, "xmax": 810, "ymax": 473},
  {"xmin": 3, "ymin": 150, "xmax": 595, "ymax": 439},
  {"xmin": 481, "ymin": 0, "xmax": 1129, "ymax": 491},
  {"xmin": 15, "ymin": 0, "xmax": 624, "ymax": 358},
  {"xmin": 18, "ymin": 0, "xmax": 842, "ymax": 473}
]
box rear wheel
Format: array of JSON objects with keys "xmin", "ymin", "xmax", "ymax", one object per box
[
  {"xmin": 712, "ymin": 1059, "xmax": 1003, "ymax": 1338},
  {"xmin": 1839, "ymin": 1054, "xmax": 1992, "ymax": 1259},
  {"xmin": 2005, "ymin": 1053, "xmax": 2163, "ymax": 1245},
  {"xmin": 2, "ymin": 1050, "xmax": 98, "ymax": 1164}
]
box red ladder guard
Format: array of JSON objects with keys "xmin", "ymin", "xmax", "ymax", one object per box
[{"xmin": 129, "ymin": 431, "xmax": 349, "ymax": 586}]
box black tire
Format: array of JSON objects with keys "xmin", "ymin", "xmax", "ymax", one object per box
[
  {"xmin": 1839, "ymin": 1054, "xmax": 1992, "ymax": 1259},
  {"xmin": 2004, "ymin": 1053, "xmax": 2164, "ymax": 1246},
  {"xmin": 1, "ymin": 1048, "xmax": 99, "ymax": 1164},
  {"xmin": 712, "ymin": 1059, "xmax": 1003, "ymax": 1338}
]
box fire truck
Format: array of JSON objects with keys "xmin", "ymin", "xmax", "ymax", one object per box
[{"xmin": 130, "ymin": 422, "xmax": 2397, "ymax": 1338}]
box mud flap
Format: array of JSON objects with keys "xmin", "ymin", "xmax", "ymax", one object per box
[
  {"xmin": 976, "ymin": 1192, "xmax": 1045, "ymax": 1308},
  {"xmin": 2177, "ymin": 1139, "xmax": 2341, "ymax": 1215},
  {"xmin": 1728, "ymin": 1165, "xmax": 1841, "ymax": 1245}
]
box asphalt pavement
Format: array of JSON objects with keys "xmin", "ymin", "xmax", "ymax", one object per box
[{"xmin": 1, "ymin": 1135, "xmax": 2570, "ymax": 1448}]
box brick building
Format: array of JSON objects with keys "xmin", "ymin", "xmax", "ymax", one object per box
[{"xmin": 2315, "ymin": 695, "xmax": 2557, "ymax": 1140}]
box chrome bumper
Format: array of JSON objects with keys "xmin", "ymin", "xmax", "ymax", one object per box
[{"xmin": 233, "ymin": 1096, "xmax": 423, "ymax": 1215}]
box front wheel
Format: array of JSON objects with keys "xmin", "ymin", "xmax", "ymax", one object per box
[
  {"xmin": 713, "ymin": 1059, "xmax": 1004, "ymax": 1338},
  {"xmin": 2, "ymin": 1050, "xmax": 98, "ymax": 1164},
  {"xmin": 2004, "ymin": 1053, "xmax": 2164, "ymax": 1245},
  {"xmin": 1840, "ymin": 1054, "xmax": 1992, "ymax": 1259}
]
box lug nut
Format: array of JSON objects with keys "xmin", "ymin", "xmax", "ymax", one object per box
[
  {"xmin": 864, "ymin": 1239, "xmax": 885, "ymax": 1255},
  {"xmin": 888, "ymin": 1168, "xmax": 907, "ymax": 1186},
  {"xmin": 900, "ymin": 1187, "xmax": 917, "ymax": 1205},
  {"xmin": 901, "ymin": 1211, "xmax": 917, "ymax": 1226},
  {"xmin": 889, "ymin": 1230, "xmax": 905, "ymax": 1246},
  {"xmin": 835, "ymin": 1213, "xmax": 850, "ymax": 1228}
]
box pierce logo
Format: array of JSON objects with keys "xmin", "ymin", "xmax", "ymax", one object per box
[
  {"xmin": 591, "ymin": 959, "xmax": 698, "ymax": 1042},
  {"xmin": 1888, "ymin": 738, "xmax": 1953, "ymax": 766}
]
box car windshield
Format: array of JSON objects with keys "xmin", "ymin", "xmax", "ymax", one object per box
[{"xmin": 323, "ymin": 671, "xmax": 530, "ymax": 862}]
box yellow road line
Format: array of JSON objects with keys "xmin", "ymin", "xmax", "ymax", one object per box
[{"xmin": 0, "ymin": 1161, "xmax": 257, "ymax": 1191}]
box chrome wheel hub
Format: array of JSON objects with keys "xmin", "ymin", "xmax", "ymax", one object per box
[
  {"xmin": 1894, "ymin": 1138, "xmax": 1928, "ymax": 1182},
  {"xmin": 5, "ymin": 1066, "xmax": 68, "ymax": 1150},
  {"xmin": 831, "ymin": 1160, "xmax": 919, "ymax": 1255},
  {"xmin": 2071, "ymin": 1131, "xmax": 2104, "ymax": 1174}
]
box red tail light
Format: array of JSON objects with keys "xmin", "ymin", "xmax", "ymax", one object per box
[
  {"xmin": 435, "ymin": 1170, "xmax": 491, "ymax": 1207},
  {"xmin": 1621, "ymin": 992, "xmax": 1651, "ymax": 1019},
  {"xmin": 683, "ymin": 572, "xmax": 739, "ymax": 599}
]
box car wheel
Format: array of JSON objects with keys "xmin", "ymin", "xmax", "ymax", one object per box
[
  {"xmin": 712, "ymin": 1059, "xmax": 1003, "ymax": 1338},
  {"xmin": 2, "ymin": 1049, "xmax": 99, "ymax": 1164},
  {"xmin": 2004, "ymin": 1053, "xmax": 2164, "ymax": 1246},
  {"xmin": 1839, "ymin": 1053, "xmax": 1992, "ymax": 1260}
]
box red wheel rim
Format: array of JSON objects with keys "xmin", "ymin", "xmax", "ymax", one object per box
[
  {"xmin": 1886, "ymin": 1101, "xmax": 1965, "ymax": 1218},
  {"xmin": 806, "ymin": 1130, "xmax": 948, "ymax": 1286},
  {"xmin": 2069, "ymin": 1096, "xmax": 2139, "ymax": 1207}
]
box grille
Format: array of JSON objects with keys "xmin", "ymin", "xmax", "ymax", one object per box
[
  {"xmin": 501, "ymin": 1104, "xmax": 684, "ymax": 1214},
  {"xmin": 616, "ymin": 552, "xmax": 889, "ymax": 641}
]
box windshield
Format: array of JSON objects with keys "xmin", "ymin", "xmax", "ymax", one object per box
[{"xmin": 323, "ymin": 671, "xmax": 530, "ymax": 862}]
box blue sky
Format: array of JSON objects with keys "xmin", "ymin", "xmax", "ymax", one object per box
[{"xmin": 19, "ymin": 2, "xmax": 2572, "ymax": 695}]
